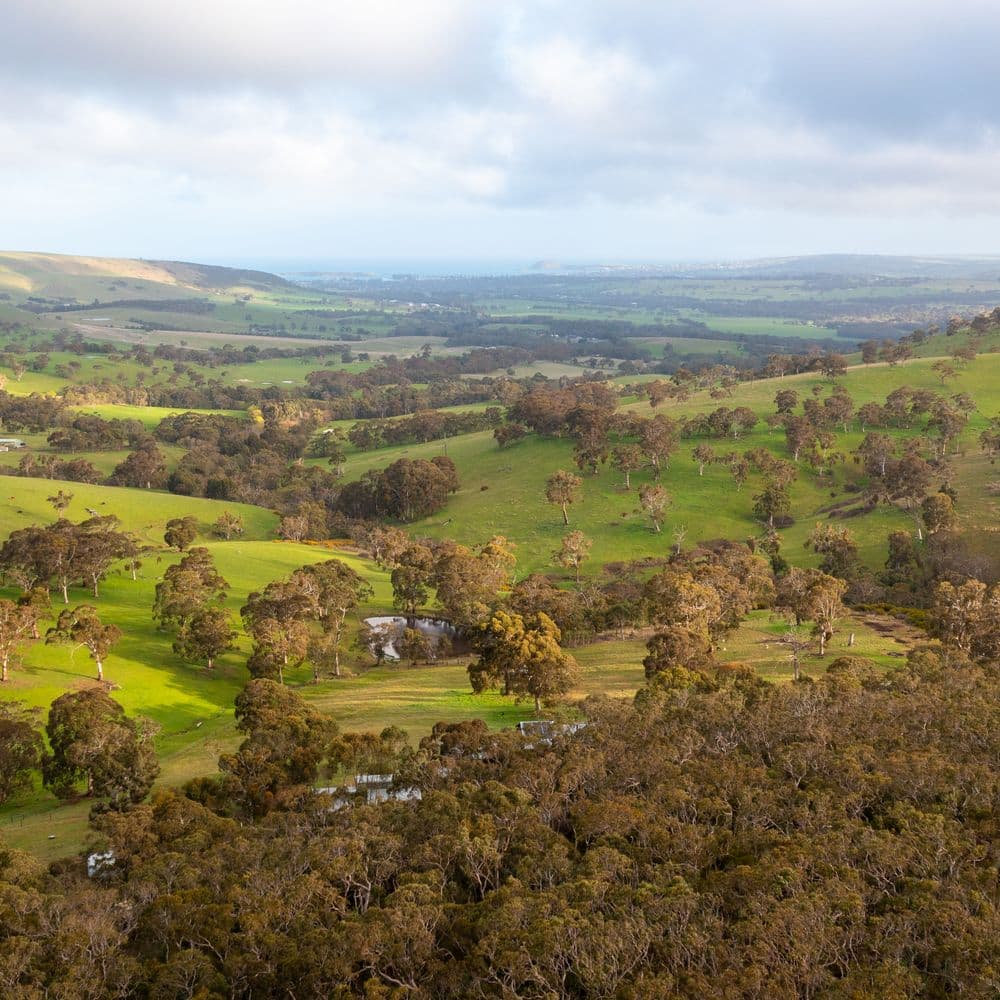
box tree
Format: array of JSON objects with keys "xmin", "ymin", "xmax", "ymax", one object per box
[
  {"xmin": 782, "ymin": 415, "xmax": 819, "ymax": 463},
  {"xmin": 309, "ymin": 429, "xmax": 347, "ymax": 470},
  {"xmin": 804, "ymin": 523, "xmax": 860, "ymax": 580},
  {"xmin": 494, "ymin": 423, "xmax": 527, "ymax": 449},
  {"xmin": 927, "ymin": 399, "xmax": 968, "ymax": 457},
  {"xmin": 153, "ymin": 548, "xmax": 229, "ymax": 631},
  {"xmin": 164, "ymin": 516, "xmax": 198, "ymax": 551},
  {"xmin": 47, "ymin": 605, "xmax": 122, "ymax": 682},
  {"xmin": 47, "ymin": 489, "xmax": 73, "ymax": 515},
  {"xmin": 478, "ymin": 534, "xmax": 518, "ymax": 594},
  {"xmin": 359, "ymin": 524, "xmax": 411, "ymax": 568},
  {"xmin": 774, "ymin": 389, "xmax": 799, "ymax": 414},
  {"xmin": 921, "ymin": 492, "xmax": 957, "ymax": 537},
  {"xmin": 890, "ymin": 453, "xmax": 934, "ymax": 539},
  {"xmin": 353, "ymin": 621, "xmax": 393, "ymax": 666},
  {"xmin": 552, "ymin": 530, "xmax": 592, "ymax": 584},
  {"xmin": 43, "ymin": 688, "xmax": 159, "ymax": 809},
  {"xmin": 752, "ymin": 478, "xmax": 791, "ymax": 528},
  {"xmin": 819, "ymin": 352, "xmax": 848, "ymax": 380},
  {"xmin": 568, "ymin": 404, "xmax": 612, "ymax": 475},
  {"xmin": 611, "ymin": 444, "xmax": 644, "ymax": 490},
  {"xmin": 856, "ymin": 402, "xmax": 885, "ymax": 432},
  {"xmin": 932, "ymin": 359, "xmax": 957, "ymax": 385},
  {"xmin": 218, "ymin": 679, "xmax": 335, "ymax": 818},
  {"xmin": 644, "ymin": 569, "xmax": 723, "ymax": 644},
  {"xmin": 805, "ymin": 573, "xmax": 848, "ymax": 655},
  {"xmin": 638, "ymin": 483, "xmax": 671, "ymax": 533},
  {"xmin": 245, "ymin": 617, "xmax": 310, "ymax": 685},
  {"xmin": 367, "ymin": 457, "xmax": 457, "ymax": 521},
  {"xmin": 306, "ymin": 628, "xmax": 349, "ymax": 682},
  {"xmin": 929, "ymin": 579, "xmax": 1000, "ymax": 661},
  {"xmin": 639, "ymin": 414, "xmax": 678, "ymax": 478},
  {"xmin": 212, "ymin": 511, "xmax": 244, "ymax": 540},
  {"xmin": 277, "ymin": 514, "xmax": 310, "ymax": 542},
  {"xmin": 776, "ymin": 568, "xmax": 847, "ymax": 655},
  {"xmin": 433, "ymin": 538, "xmax": 512, "ymax": 629},
  {"xmin": 645, "ymin": 380, "xmax": 671, "ymax": 407},
  {"xmin": 109, "ymin": 443, "xmax": 167, "ymax": 490},
  {"xmin": 692, "ymin": 443, "xmax": 715, "ymax": 476},
  {"xmin": 391, "ymin": 544, "xmax": 435, "ymax": 625},
  {"xmin": 822, "ymin": 385, "xmax": 855, "ymax": 432},
  {"xmin": 0, "ymin": 598, "xmax": 38, "ymax": 682},
  {"xmin": 643, "ymin": 627, "xmax": 714, "ymax": 679},
  {"xmin": 0, "ymin": 701, "xmax": 42, "ymax": 804},
  {"xmin": 0, "ymin": 520, "xmax": 81, "ymax": 603},
  {"xmin": 980, "ymin": 418, "xmax": 1000, "ymax": 462},
  {"xmin": 74, "ymin": 515, "xmax": 139, "ymax": 598},
  {"xmin": 173, "ymin": 606, "xmax": 236, "ymax": 670},
  {"xmin": 17, "ymin": 585, "xmax": 50, "ymax": 638},
  {"xmin": 856, "ymin": 432, "xmax": 895, "ymax": 478},
  {"xmin": 469, "ymin": 610, "xmax": 579, "ymax": 712},
  {"xmin": 545, "ymin": 470, "xmax": 582, "ymax": 525},
  {"xmin": 241, "ymin": 577, "xmax": 318, "ymax": 683},
  {"xmin": 293, "ymin": 559, "xmax": 373, "ymax": 678},
  {"xmin": 776, "ymin": 622, "xmax": 813, "ymax": 681},
  {"xmin": 397, "ymin": 627, "xmax": 433, "ymax": 665},
  {"xmin": 859, "ymin": 339, "xmax": 879, "ymax": 364}
]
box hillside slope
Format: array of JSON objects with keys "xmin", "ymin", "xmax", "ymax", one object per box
[{"xmin": 0, "ymin": 250, "xmax": 293, "ymax": 300}]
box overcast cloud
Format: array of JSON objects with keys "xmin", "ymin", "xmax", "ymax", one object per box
[{"xmin": 4, "ymin": 0, "xmax": 1000, "ymax": 262}]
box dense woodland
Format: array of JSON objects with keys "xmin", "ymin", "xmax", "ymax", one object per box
[
  {"xmin": 0, "ymin": 648, "xmax": 997, "ymax": 998},
  {"xmin": 0, "ymin": 269, "xmax": 998, "ymax": 996}
]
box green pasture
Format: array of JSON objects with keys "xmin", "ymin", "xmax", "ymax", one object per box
[
  {"xmin": 1, "ymin": 370, "xmax": 68, "ymax": 395},
  {"xmin": 328, "ymin": 428, "xmax": 911, "ymax": 575},
  {"xmin": 67, "ymin": 403, "xmax": 244, "ymax": 427},
  {"xmin": 326, "ymin": 353, "xmax": 999, "ymax": 576},
  {"xmin": 221, "ymin": 356, "xmax": 367, "ymax": 386},
  {"xmin": 0, "ymin": 442, "xmax": 188, "ymax": 479},
  {"xmin": 678, "ymin": 312, "xmax": 839, "ymax": 340},
  {"xmin": 628, "ymin": 336, "xmax": 745, "ymax": 358},
  {"xmin": 0, "ymin": 477, "xmax": 277, "ymax": 545},
  {"xmin": 0, "ymin": 597, "xmax": 917, "ymax": 862}
]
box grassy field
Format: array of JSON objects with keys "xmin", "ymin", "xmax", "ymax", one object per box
[
  {"xmin": 0, "ymin": 476, "xmax": 395, "ymax": 856},
  {"xmin": 0, "ymin": 576, "xmax": 914, "ymax": 862},
  {"xmin": 629, "ymin": 336, "xmax": 746, "ymax": 358},
  {"xmin": 0, "ymin": 433, "xmax": 934, "ymax": 862},
  {"xmin": 67, "ymin": 403, "xmax": 244, "ymax": 427},
  {"xmin": 321, "ymin": 353, "xmax": 999, "ymax": 575},
  {"xmin": 677, "ymin": 312, "xmax": 839, "ymax": 339}
]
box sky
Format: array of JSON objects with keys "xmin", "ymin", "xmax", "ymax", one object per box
[{"xmin": 4, "ymin": 0, "xmax": 1000, "ymax": 264}]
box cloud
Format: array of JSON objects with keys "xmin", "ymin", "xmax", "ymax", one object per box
[
  {"xmin": 4, "ymin": 0, "xmax": 1000, "ymax": 257},
  {"xmin": 2, "ymin": 1, "xmax": 502, "ymax": 98}
]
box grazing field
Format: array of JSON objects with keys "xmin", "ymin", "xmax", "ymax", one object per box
[
  {"xmin": 677, "ymin": 312, "xmax": 840, "ymax": 339},
  {"xmin": 324, "ymin": 353, "xmax": 1000, "ymax": 576}
]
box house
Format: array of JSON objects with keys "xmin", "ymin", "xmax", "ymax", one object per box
[
  {"xmin": 87, "ymin": 850, "xmax": 116, "ymax": 878},
  {"xmin": 516, "ymin": 720, "xmax": 587, "ymax": 748},
  {"xmin": 316, "ymin": 773, "xmax": 422, "ymax": 810}
]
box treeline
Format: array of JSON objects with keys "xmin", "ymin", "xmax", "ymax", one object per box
[
  {"xmin": 0, "ymin": 396, "xmax": 466, "ymax": 531},
  {"xmin": 0, "ymin": 644, "xmax": 996, "ymax": 996},
  {"xmin": 345, "ymin": 407, "xmax": 503, "ymax": 450},
  {"xmin": 21, "ymin": 297, "xmax": 217, "ymax": 315}
]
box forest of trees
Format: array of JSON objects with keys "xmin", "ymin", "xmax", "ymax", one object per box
[{"xmin": 0, "ymin": 643, "xmax": 996, "ymax": 996}]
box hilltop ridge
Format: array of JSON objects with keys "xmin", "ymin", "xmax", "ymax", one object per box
[{"xmin": 0, "ymin": 250, "xmax": 294, "ymax": 300}]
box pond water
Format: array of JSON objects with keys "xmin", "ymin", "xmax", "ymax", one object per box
[{"xmin": 363, "ymin": 616, "xmax": 464, "ymax": 661}]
